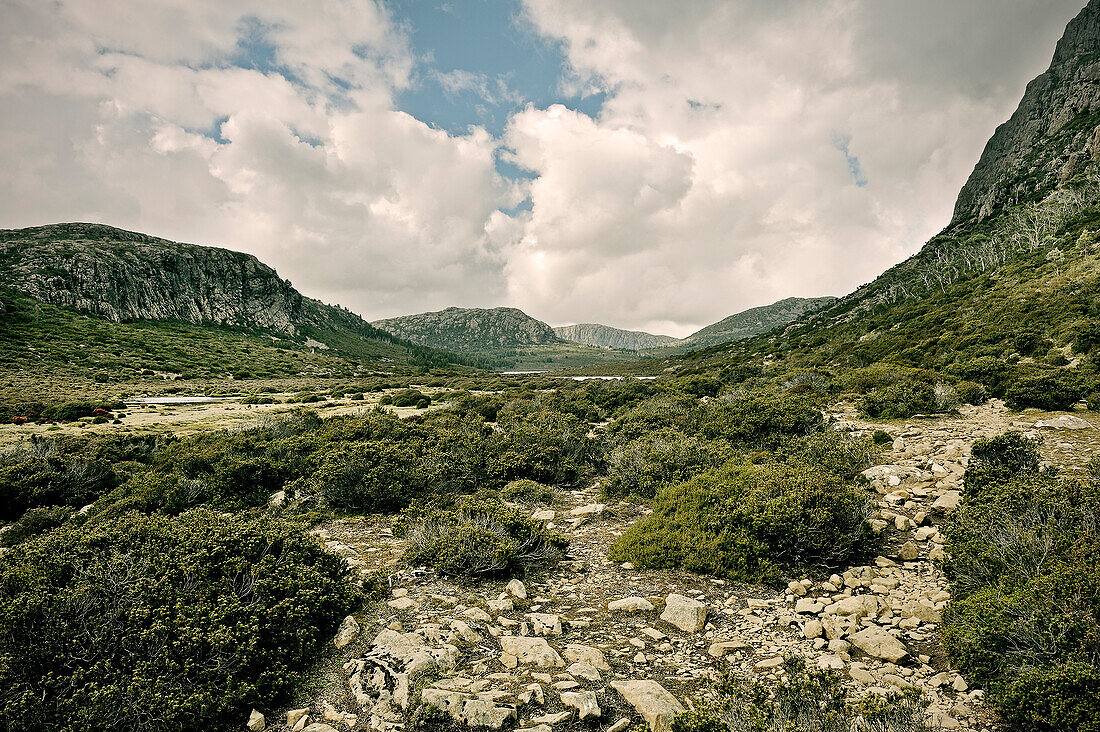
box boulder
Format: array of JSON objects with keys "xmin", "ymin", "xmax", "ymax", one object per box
[
  {"xmin": 660, "ymin": 594, "xmax": 706, "ymax": 632},
  {"xmin": 849, "ymin": 627, "xmax": 908, "ymax": 662},
  {"xmin": 462, "ymin": 700, "xmax": 516, "ymax": 730},
  {"xmin": 610, "ymin": 680, "xmax": 685, "ymax": 732},
  {"xmin": 898, "ymin": 541, "xmax": 920, "ymax": 561},
  {"xmin": 826, "ymin": 595, "xmax": 879, "ymax": 619}
]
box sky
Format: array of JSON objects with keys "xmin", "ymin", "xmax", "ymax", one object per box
[{"xmin": 0, "ymin": 0, "xmax": 1089, "ymax": 337}]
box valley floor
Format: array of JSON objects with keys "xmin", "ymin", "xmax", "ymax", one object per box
[{"xmin": 254, "ymin": 400, "xmax": 1096, "ymax": 732}]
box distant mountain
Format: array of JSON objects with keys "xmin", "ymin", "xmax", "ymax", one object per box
[
  {"xmin": 373, "ymin": 307, "xmax": 560, "ymax": 353},
  {"xmin": 0, "ymin": 222, "xmax": 472, "ymax": 370},
  {"xmin": 554, "ymin": 323, "xmax": 678, "ymax": 350},
  {"xmin": 676, "ymin": 297, "xmax": 837, "ymax": 349}
]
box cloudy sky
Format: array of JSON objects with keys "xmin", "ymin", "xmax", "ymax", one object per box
[{"xmin": 0, "ymin": 0, "xmax": 1088, "ymax": 336}]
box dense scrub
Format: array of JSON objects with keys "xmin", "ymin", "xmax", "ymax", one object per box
[
  {"xmin": 401, "ymin": 496, "xmax": 568, "ymax": 578},
  {"xmin": 609, "ymin": 449, "xmax": 877, "ymax": 585},
  {"xmin": 0, "ymin": 509, "xmax": 359, "ymax": 732},
  {"xmin": 942, "ymin": 432, "xmax": 1100, "ymax": 731}
]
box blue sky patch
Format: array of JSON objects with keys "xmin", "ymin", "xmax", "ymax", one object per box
[{"xmin": 831, "ymin": 133, "xmax": 869, "ymax": 187}]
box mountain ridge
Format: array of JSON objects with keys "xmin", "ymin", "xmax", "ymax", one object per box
[{"xmin": 553, "ymin": 323, "xmax": 678, "ymax": 350}]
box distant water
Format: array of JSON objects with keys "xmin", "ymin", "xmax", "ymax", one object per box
[{"xmin": 129, "ymin": 396, "xmax": 226, "ymax": 405}]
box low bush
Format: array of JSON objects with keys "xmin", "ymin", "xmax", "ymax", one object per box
[
  {"xmin": 1004, "ymin": 369, "xmax": 1085, "ymax": 411},
  {"xmin": 604, "ymin": 429, "xmax": 733, "ymax": 499},
  {"xmin": 671, "ymin": 657, "xmax": 929, "ymax": 732},
  {"xmin": 500, "ymin": 479, "xmax": 555, "ymax": 505},
  {"xmin": 942, "ymin": 430, "xmax": 1100, "ymax": 731},
  {"xmin": 0, "ymin": 443, "xmax": 118, "ymax": 521},
  {"xmin": 402, "ymin": 496, "xmax": 567, "ymax": 578},
  {"xmin": 609, "ymin": 458, "xmax": 876, "ymax": 585},
  {"xmin": 0, "ymin": 509, "xmax": 360, "ymax": 732}
]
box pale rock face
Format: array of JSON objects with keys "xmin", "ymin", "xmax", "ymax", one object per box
[
  {"xmin": 563, "ymin": 644, "xmax": 610, "ymax": 671},
  {"xmin": 953, "ymin": 0, "xmax": 1100, "ymax": 223},
  {"xmin": 610, "ymin": 680, "xmax": 685, "ymax": 732},
  {"xmin": 659, "ymin": 593, "xmax": 706, "ymax": 632}
]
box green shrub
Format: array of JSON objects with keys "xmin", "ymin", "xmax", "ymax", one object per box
[
  {"xmin": 670, "ymin": 657, "xmax": 928, "ymax": 732},
  {"xmin": 0, "ymin": 505, "xmax": 73, "ymax": 547},
  {"xmin": 1004, "ymin": 370, "xmax": 1085, "ymax": 411},
  {"xmin": 943, "ymin": 430, "xmax": 1100, "ymax": 731},
  {"xmin": 500, "ymin": 479, "xmax": 554, "ymax": 505},
  {"xmin": 858, "ymin": 379, "xmax": 945, "ymax": 418},
  {"xmin": 604, "ymin": 429, "xmax": 733, "ymax": 499},
  {"xmin": 609, "ymin": 458, "xmax": 876, "ymax": 585},
  {"xmin": 0, "ymin": 444, "xmax": 117, "ymax": 521},
  {"xmin": 387, "ymin": 389, "xmax": 430, "ymax": 408},
  {"xmin": 0, "ymin": 509, "xmax": 360, "ymax": 732},
  {"xmin": 402, "ymin": 496, "xmax": 568, "ymax": 578},
  {"xmin": 307, "ymin": 440, "xmax": 426, "ymax": 512}
]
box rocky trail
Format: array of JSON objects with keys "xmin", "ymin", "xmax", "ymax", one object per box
[{"xmin": 250, "ymin": 401, "xmax": 1100, "ymax": 732}]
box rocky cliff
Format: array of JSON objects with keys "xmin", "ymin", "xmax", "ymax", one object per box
[
  {"xmin": 372, "ymin": 307, "xmax": 559, "ymax": 352},
  {"xmin": 0, "ymin": 222, "xmax": 401, "ymax": 347},
  {"xmin": 953, "ymin": 0, "xmax": 1100, "ymax": 223},
  {"xmin": 677, "ymin": 297, "xmax": 837, "ymax": 349},
  {"xmin": 0, "ymin": 223, "xmax": 315, "ymax": 335},
  {"xmin": 553, "ymin": 323, "xmax": 678, "ymax": 350}
]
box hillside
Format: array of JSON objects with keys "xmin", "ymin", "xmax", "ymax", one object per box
[
  {"xmin": 953, "ymin": 1, "xmax": 1100, "ymax": 223},
  {"xmin": 553, "ymin": 323, "xmax": 678, "ymax": 350},
  {"xmin": 0, "ymin": 223, "xmax": 479, "ymax": 378},
  {"xmin": 672, "ymin": 296, "xmax": 837, "ymax": 351}
]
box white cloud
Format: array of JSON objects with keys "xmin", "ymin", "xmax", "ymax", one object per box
[
  {"xmin": 0, "ymin": 0, "xmax": 1089, "ymax": 335},
  {"xmin": 492, "ymin": 0, "xmax": 1090, "ymax": 335}
]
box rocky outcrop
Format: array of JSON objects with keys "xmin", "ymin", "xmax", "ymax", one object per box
[
  {"xmin": 372, "ymin": 307, "xmax": 559, "ymax": 352},
  {"xmin": 676, "ymin": 296, "xmax": 837, "ymax": 349},
  {"xmin": 553, "ymin": 324, "xmax": 678, "ymax": 350},
  {"xmin": 953, "ymin": 0, "xmax": 1100, "ymax": 223},
  {"xmin": 0, "ymin": 223, "xmax": 396, "ymax": 347},
  {"xmin": 0, "ymin": 223, "xmax": 307, "ymax": 334}
]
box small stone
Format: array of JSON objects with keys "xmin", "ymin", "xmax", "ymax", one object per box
[
  {"xmin": 462, "ymin": 607, "xmax": 493, "ymax": 623},
  {"xmin": 754, "ymin": 656, "xmax": 784, "ymax": 670},
  {"xmin": 708, "ymin": 640, "xmax": 750, "ymax": 657},
  {"xmin": 286, "ymin": 709, "xmax": 310, "ymax": 728},
  {"xmin": 333, "ymin": 616, "xmax": 360, "ymax": 649},
  {"xmin": 567, "ymin": 662, "xmax": 602, "ymax": 682},
  {"xmin": 563, "ymin": 643, "xmax": 610, "ymax": 670},
  {"xmin": 525, "ymin": 613, "xmax": 562, "ymax": 636},
  {"xmin": 787, "ymin": 581, "xmax": 807, "ymax": 596},
  {"xmin": 462, "ymin": 700, "xmax": 516, "ymax": 730},
  {"xmin": 953, "ymin": 675, "xmax": 969, "ymax": 692},
  {"xmin": 933, "ymin": 491, "xmax": 961, "ymax": 512},
  {"xmin": 897, "ymin": 541, "xmax": 920, "ymax": 561},
  {"xmin": 803, "ymin": 620, "xmax": 823, "ymax": 639},
  {"xmin": 818, "ymin": 654, "xmax": 845, "ymax": 670},
  {"xmin": 387, "ymin": 596, "xmax": 419, "ymax": 610},
  {"xmin": 487, "ymin": 597, "xmax": 514, "ymax": 613},
  {"xmin": 607, "ymin": 719, "xmax": 632, "ymax": 732},
  {"xmin": 506, "ymin": 579, "xmax": 528, "ymax": 599},
  {"xmin": 247, "ymin": 709, "xmax": 265, "ymax": 731}
]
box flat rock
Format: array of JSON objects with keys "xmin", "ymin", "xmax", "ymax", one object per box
[
  {"xmin": 563, "ymin": 643, "xmax": 610, "ymax": 671},
  {"xmin": 525, "ymin": 613, "xmax": 562, "ymax": 636},
  {"xmin": 660, "ymin": 593, "xmax": 706, "ymax": 632},
  {"xmin": 1035, "ymin": 415, "xmax": 1091, "ymax": 430},
  {"xmin": 608, "ymin": 596, "xmax": 654, "ymax": 612},
  {"xmin": 499, "ymin": 636, "xmax": 564, "ymax": 667},
  {"xmin": 610, "ymin": 680, "xmax": 685, "ymax": 732},
  {"xmin": 462, "ymin": 699, "xmax": 516, "ymax": 730},
  {"xmin": 560, "ymin": 690, "xmax": 601, "ymax": 720},
  {"xmin": 849, "ymin": 627, "xmax": 909, "ymax": 663}
]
